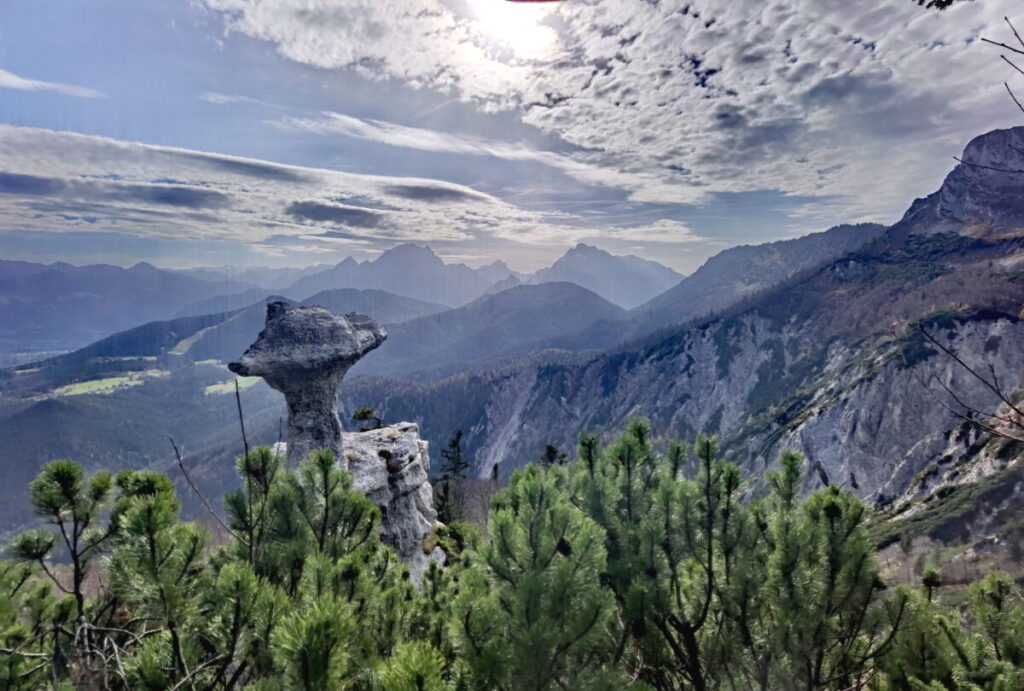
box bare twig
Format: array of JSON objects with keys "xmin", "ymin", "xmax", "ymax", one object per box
[
  {"xmin": 928, "ymin": 371, "xmax": 1020, "ymax": 427},
  {"xmin": 981, "ymin": 37, "xmax": 1024, "ymax": 57},
  {"xmin": 35, "ymin": 559, "xmax": 71, "ymax": 595},
  {"xmin": 169, "ymin": 654, "xmax": 227, "ymax": 690},
  {"xmin": 1005, "ymin": 81, "xmax": 1024, "ymax": 116},
  {"xmin": 953, "ymin": 156, "xmax": 1024, "ymax": 174},
  {"xmin": 903, "ymin": 327, "xmax": 1024, "ymax": 443},
  {"xmin": 234, "ymin": 379, "xmax": 256, "ymax": 565},
  {"xmin": 0, "ymin": 647, "xmax": 50, "ymax": 659},
  {"xmin": 234, "ymin": 379, "xmax": 250, "ymax": 462},
  {"xmin": 16, "ymin": 661, "xmax": 49, "ymax": 680},
  {"xmin": 169, "ymin": 437, "xmax": 246, "ymax": 545},
  {"xmin": 1002, "ymin": 54, "xmax": 1024, "ymax": 79},
  {"xmin": 1005, "ymin": 15, "xmax": 1024, "ymax": 50}
]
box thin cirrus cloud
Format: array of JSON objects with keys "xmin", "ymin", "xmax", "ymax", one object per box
[
  {"xmin": 0, "ymin": 67, "xmax": 104, "ymax": 99},
  {"xmin": 199, "ymin": 91, "xmax": 281, "ymax": 109},
  {"xmin": 274, "ymin": 112, "xmax": 697, "ymax": 204},
  {"xmin": 202, "ymin": 0, "xmax": 1024, "ymax": 224}
]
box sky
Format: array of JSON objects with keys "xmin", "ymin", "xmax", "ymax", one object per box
[{"xmin": 0, "ymin": 0, "xmax": 1022, "ymax": 274}]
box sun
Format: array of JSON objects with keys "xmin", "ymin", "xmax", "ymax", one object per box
[{"xmin": 469, "ymin": 0, "xmax": 561, "ymax": 60}]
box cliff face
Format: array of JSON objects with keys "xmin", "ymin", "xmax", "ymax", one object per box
[{"xmin": 902, "ymin": 127, "xmax": 1024, "ymax": 237}]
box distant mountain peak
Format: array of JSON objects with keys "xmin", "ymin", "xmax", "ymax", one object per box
[
  {"xmin": 373, "ymin": 243, "xmax": 445, "ymax": 269},
  {"xmin": 381, "ymin": 242, "xmax": 438, "ymax": 257},
  {"xmin": 567, "ymin": 242, "xmax": 606, "ymax": 256}
]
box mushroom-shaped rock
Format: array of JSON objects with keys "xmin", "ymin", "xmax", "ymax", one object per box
[{"xmin": 228, "ymin": 302, "xmax": 386, "ymax": 468}]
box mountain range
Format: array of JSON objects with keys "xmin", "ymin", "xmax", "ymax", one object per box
[
  {"xmin": 2, "ymin": 127, "xmax": 1023, "ymax": 565},
  {"xmin": 0, "ymin": 260, "xmax": 251, "ymax": 364},
  {"xmin": 0, "ymin": 243, "xmax": 683, "ymax": 365},
  {"xmin": 490, "ymin": 243, "xmax": 684, "ymax": 309},
  {"xmin": 286, "ymin": 244, "xmax": 516, "ymax": 307},
  {"xmin": 353, "ymin": 282, "xmax": 627, "ymax": 377},
  {"xmin": 173, "ymin": 263, "xmax": 330, "ymax": 290}
]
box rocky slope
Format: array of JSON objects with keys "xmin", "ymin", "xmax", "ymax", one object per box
[{"xmin": 345, "ymin": 127, "xmax": 1024, "ymax": 510}]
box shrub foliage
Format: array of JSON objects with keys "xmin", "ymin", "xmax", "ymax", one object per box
[{"xmin": 2, "ymin": 421, "xmax": 1022, "ymax": 689}]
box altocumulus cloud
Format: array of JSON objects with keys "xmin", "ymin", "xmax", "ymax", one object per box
[{"xmin": 204, "ymin": 0, "xmax": 1024, "ymax": 222}]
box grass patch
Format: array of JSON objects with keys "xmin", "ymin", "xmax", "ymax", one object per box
[
  {"xmin": 204, "ymin": 376, "xmax": 260, "ymax": 396},
  {"xmin": 56, "ymin": 376, "xmax": 141, "ymax": 396},
  {"xmin": 53, "ymin": 370, "xmax": 170, "ymax": 397}
]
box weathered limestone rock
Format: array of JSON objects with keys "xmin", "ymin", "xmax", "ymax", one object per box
[
  {"xmin": 229, "ymin": 303, "xmax": 440, "ymax": 576},
  {"xmin": 274, "ymin": 423, "xmax": 443, "ymax": 579},
  {"xmin": 228, "ymin": 302, "xmax": 386, "ymax": 468},
  {"xmin": 343, "ymin": 422, "xmax": 443, "ymax": 579}
]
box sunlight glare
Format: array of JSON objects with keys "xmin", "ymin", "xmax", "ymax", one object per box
[{"xmin": 470, "ymin": 0, "xmax": 560, "ymax": 60}]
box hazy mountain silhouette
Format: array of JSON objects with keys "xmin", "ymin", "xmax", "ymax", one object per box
[
  {"xmin": 0, "ymin": 260, "xmax": 253, "ymax": 361},
  {"xmin": 286, "ymin": 244, "xmax": 514, "ymax": 307},
  {"xmin": 356, "ymin": 281, "xmax": 627, "ymax": 376}
]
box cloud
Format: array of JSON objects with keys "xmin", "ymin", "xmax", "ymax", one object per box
[
  {"xmin": 0, "ymin": 172, "xmax": 66, "ymax": 195},
  {"xmin": 203, "ymin": 0, "xmax": 1024, "ymax": 222},
  {"xmin": 0, "ymin": 171, "xmax": 230, "ymax": 210},
  {"xmin": 276, "ymin": 111, "xmax": 695, "ymax": 202},
  {"xmin": 199, "ymin": 91, "xmax": 281, "ymax": 109},
  {"xmin": 104, "ymin": 184, "xmax": 231, "ymax": 209},
  {"xmin": 286, "ymin": 201, "xmax": 382, "ymax": 226},
  {"xmin": 0, "ymin": 124, "xmax": 588, "ymax": 252},
  {"xmin": 383, "ymin": 184, "xmax": 482, "ymax": 203},
  {"xmin": 170, "ymin": 151, "xmax": 308, "ymax": 183},
  {"xmin": 0, "ymin": 68, "xmax": 104, "ymax": 98},
  {"xmin": 602, "ymin": 219, "xmax": 706, "ymax": 244}
]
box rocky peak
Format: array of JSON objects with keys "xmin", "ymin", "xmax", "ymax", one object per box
[
  {"xmin": 903, "ymin": 126, "xmax": 1024, "ymax": 234},
  {"xmin": 565, "ymin": 242, "xmax": 606, "ymax": 258},
  {"xmin": 343, "ymin": 423, "xmax": 442, "ymax": 580},
  {"xmin": 375, "ymin": 243, "xmax": 444, "ymax": 268}
]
